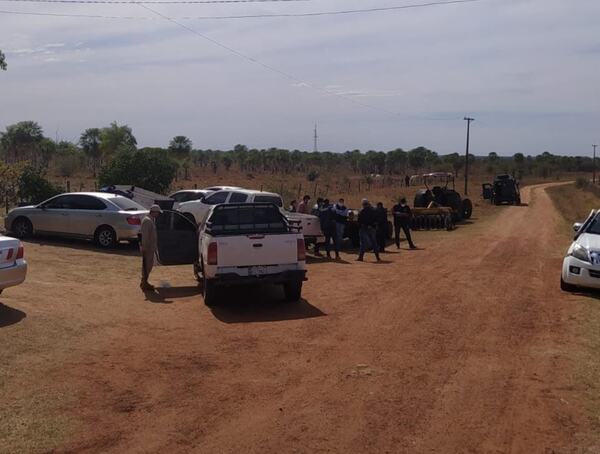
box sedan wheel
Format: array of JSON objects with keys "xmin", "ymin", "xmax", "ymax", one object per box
[
  {"xmin": 95, "ymin": 226, "xmax": 117, "ymax": 248},
  {"xmin": 12, "ymin": 218, "xmax": 33, "ymax": 239}
]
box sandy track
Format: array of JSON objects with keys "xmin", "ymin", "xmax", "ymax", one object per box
[{"xmin": 0, "ymin": 184, "xmax": 586, "ymax": 453}]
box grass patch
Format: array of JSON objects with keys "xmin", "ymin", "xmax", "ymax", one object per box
[{"xmin": 546, "ymin": 182, "xmax": 600, "ymax": 225}]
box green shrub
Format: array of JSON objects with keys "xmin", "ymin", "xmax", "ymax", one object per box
[
  {"xmin": 18, "ymin": 165, "xmax": 63, "ymax": 204},
  {"xmin": 98, "ymin": 148, "xmax": 178, "ymax": 194},
  {"xmin": 307, "ymin": 170, "xmax": 319, "ymax": 182}
]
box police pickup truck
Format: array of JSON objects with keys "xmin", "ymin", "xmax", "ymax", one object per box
[{"xmin": 155, "ymin": 203, "xmax": 307, "ymax": 306}]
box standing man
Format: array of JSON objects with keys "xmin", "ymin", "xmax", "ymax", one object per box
[
  {"xmin": 375, "ymin": 202, "xmax": 388, "ymax": 253},
  {"xmin": 139, "ymin": 204, "xmax": 162, "ymax": 291},
  {"xmin": 392, "ymin": 197, "xmax": 417, "ymax": 250},
  {"xmin": 315, "ymin": 199, "xmax": 337, "ymax": 258},
  {"xmin": 332, "ymin": 198, "xmax": 349, "ymax": 258},
  {"xmin": 297, "ymin": 195, "xmax": 311, "ymax": 214},
  {"xmin": 405, "ymin": 175, "xmax": 411, "ymax": 188},
  {"xmin": 357, "ymin": 199, "xmax": 381, "ymax": 262}
]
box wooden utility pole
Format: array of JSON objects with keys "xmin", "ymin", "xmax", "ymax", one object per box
[
  {"xmin": 463, "ymin": 117, "xmax": 474, "ymax": 195},
  {"xmin": 594, "ymin": 144, "xmax": 598, "ymax": 184}
]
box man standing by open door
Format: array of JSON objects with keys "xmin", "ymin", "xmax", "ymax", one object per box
[{"xmin": 140, "ymin": 204, "xmax": 161, "ymax": 291}]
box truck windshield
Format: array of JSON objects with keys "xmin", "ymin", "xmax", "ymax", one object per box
[
  {"xmin": 587, "ymin": 216, "xmax": 600, "ymax": 235},
  {"xmin": 207, "ymin": 205, "xmax": 288, "ymax": 236}
]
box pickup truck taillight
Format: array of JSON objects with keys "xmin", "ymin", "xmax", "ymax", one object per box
[
  {"xmin": 127, "ymin": 216, "xmax": 141, "ymax": 226},
  {"xmin": 16, "ymin": 242, "xmax": 24, "ymax": 260},
  {"xmin": 207, "ymin": 242, "xmax": 218, "ymax": 265},
  {"xmin": 297, "ymin": 238, "xmax": 306, "ymax": 261}
]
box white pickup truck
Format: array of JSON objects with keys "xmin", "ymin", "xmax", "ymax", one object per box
[{"xmin": 155, "ymin": 203, "xmax": 307, "ymax": 306}]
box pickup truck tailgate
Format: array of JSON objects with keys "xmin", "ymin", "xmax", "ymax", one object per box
[{"xmin": 215, "ymin": 234, "xmax": 299, "ymax": 267}]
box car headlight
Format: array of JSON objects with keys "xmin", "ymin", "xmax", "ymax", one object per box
[{"xmin": 571, "ymin": 244, "xmax": 591, "ymax": 262}]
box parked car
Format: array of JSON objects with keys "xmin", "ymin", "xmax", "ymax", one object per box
[
  {"xmin": 562, "ymin": 209, "xmax": 600, "ymax": 291},
  {"xmin": 155, "ymin": 203, "xmax": 307, "ymax": 305},
  {"xmin": 168, "ymin": 189, "xmax": 210, "ymax": 210},
  {"xmin": 177, "ymin": 188, "xmax": 324, "ymax": 244},
  {"xmin": 491, "ymin": 174, "xmax": 521, "ymax": 205},
  {"xmin": 0, "ymin": 235, "xmax": 27, "ymax": 295},
  {"xmin": 4, "ymin": 192, "xmax": 148, "ymax": 248}
]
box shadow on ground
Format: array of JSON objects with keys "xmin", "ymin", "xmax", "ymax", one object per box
[
  {"xmin": 144, "ymin": 285, "xmax": 202, "ymax": 304},
  {"xmin": 23, "ymin": 236, "xmax": 139, "ymax": 257},
  {"xmin": 0, "ymin": 303, "xmax": 26, "ymax": 328},
  {"xmin": 209, "ymin": 285, "xmax": 325, "ymax": 324}
]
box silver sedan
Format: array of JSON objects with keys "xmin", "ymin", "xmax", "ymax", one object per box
[{"xmin": 4, "ymin": 192, "xmax": 148, "ymax": 248}]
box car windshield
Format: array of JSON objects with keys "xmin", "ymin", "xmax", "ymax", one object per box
[
  {"xmin": 110, "ymin": 196, "xmax": 145, "ymax": 211},
  {"xmin": 587, "ymin": 216, "xmax": 600, "ymax": 235}
]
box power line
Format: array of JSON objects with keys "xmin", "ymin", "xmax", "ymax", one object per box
[
  {"xmin": 0, "ymin": 0, "xmax": 310, "ymax": 3},
  {"xmin": 0, "ymin": 0, "xmax": 488, "ymax": 13},
  {"xmin": 135, "ymin": 3, "xmax": 469, "ymax": 122},
  {"xmin": 0, "ymin": 0, "xmax": 483, "ymax": 123}
]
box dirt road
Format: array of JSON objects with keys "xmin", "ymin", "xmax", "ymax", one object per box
[{"xmin": 0, "ymin": 184, "xmax": 591, "ymax": 452}]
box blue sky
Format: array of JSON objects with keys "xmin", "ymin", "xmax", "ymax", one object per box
[{"xmin": 1, "ymin": 0, "xmax": 599, "ymax": 155}]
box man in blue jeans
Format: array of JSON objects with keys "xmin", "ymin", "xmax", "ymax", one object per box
[
  {"xmin": 357, "ymin": 199, "xmax": 381, "ymax": 262},
  {"xmin": 332, "ymin": 198, "xmax": 349, "ymax": 257}
]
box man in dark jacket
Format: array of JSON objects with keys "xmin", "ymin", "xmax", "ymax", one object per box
[
  {"xmin": 392, "ymin": 197, "xmax": 417, "ymax": 249},
  {"xmin": 375, "ymin": 202, "xmax": 388, "ymax": 253},
  {"xmin": 315, "ymin": 199, "xmax": 337, "ymax": 258},
  {"xmin": 357, "ymin": 199, "xmax": 381, "ymax": 262}
]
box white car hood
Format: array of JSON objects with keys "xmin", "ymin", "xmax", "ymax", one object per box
[{"xmin": 576, "ymin": 233, "xmax": 600, "ymax": 251}]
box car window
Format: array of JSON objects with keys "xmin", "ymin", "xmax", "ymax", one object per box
[
  {"xmin": 110, "ymin": 196, "xmax": 145, "ymax": 211},
  {"xmin": 253, "ymin": 195, "xmax": 283, "ymax": 207},
  {"xmin": 71, "ymin": 195, "xmax": 107, "ymax": 210},
  {"xmin": 204, "ymin": 191, "xmax": 229, "ymax": 205},
  {"xmin": 170, "ymin": 192, "xmax": 187, "ymax": 203},
  {"xmin": 156, "ymin": 211, "xmax": 196, "ymax": 231},
  {"xmin": 43, "ymin": 195, "xmax": 71, "ymax": 209},
  {"xmin": 208, "ymin": 205, "xmax": 287, "ymax": 235},
  {"xmin": 229, "ymin": 192, "xmax": 248, "ymax": 203}
]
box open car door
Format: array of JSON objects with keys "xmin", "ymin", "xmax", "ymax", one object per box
[{"xmin": 155, "ymin": 210, "xmax": 199, "ymax": 266}]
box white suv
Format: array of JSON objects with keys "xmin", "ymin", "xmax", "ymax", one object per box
[
  {"xmin": 178, "ymin": 189, "xmax": 284, "ymax": 225},
  {"xmin": 562, "ymin": 209, "xmax": 600, "ymax": 291}
]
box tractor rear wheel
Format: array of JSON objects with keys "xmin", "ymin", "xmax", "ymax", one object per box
[{"xmin": 461, "ymin": 199, "xmax": 473, "ymax": 219}]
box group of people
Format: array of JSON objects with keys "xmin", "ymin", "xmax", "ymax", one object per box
[{"xmin": 289, "ymin": 194, "xmax": 417, "ymax": 262}]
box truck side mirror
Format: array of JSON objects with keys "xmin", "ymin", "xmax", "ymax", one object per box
[{"xmin": 573, "ymin": 222, "xmax": 583, "ymax": 232}]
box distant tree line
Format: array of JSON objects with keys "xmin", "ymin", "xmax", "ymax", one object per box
[{"xmin": 0, "ymin": 120, "xmax": 595, "ymax": 198}]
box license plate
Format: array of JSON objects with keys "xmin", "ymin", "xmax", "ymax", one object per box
[{"xmin": 249, "ymin": 266, "xmax": 268, "ymax": 276}]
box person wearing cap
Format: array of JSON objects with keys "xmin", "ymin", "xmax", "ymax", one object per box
[
  {"xmin": 139, "ymin": 204, "xmax": 161, "ymax": 291},
  {"xmin": 357, "ymin": 198, "xmax": 381, "ymax": 262}
]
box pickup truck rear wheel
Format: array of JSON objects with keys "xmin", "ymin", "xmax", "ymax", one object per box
[
  {"xmin": 202, "ymin": 274, "xmax": 218, "ymax": 306},
  {"xmin": 193, "ymin": 262, "xmax": 202, "ymax": 282},
  {"xmin": 283, "ymin": 281, "xmax": 302, "ymax": 302}
]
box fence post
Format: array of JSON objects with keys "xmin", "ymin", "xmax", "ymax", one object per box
[
  {"xmin": 313, "ymin": 183, "xmax": 318, "ymax": 197},
  {"xmin": 194, "ymin": 183, "xmax": 198, "ymax": 189},
  {"xmin": 297, "ymin": 183, "xmax": 302, "ymax": 199},
  {"xmin": 66, "ymin": 180, "xmax": 71, "ymax": 192}
]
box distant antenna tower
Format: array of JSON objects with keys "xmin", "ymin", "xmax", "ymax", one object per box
[{"xmin": 313, "ymin": 123, "xmax": 318, "ymax": 152}]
